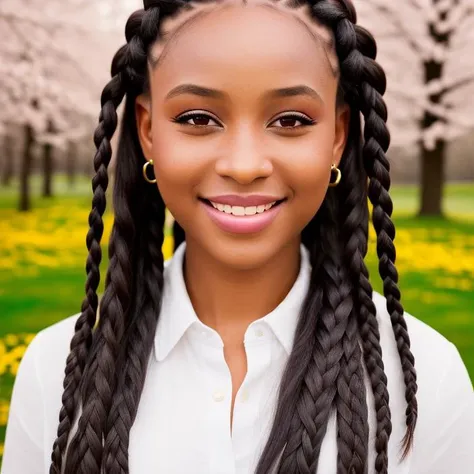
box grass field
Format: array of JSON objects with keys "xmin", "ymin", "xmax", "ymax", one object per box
[{"xmin": 0, "ymin": 175, "xmax": 473, "ymax": 460}]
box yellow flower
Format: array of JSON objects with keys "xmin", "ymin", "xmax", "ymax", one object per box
[
  {"xmin": 3, "ymin": 334, "xmax": 19, "ymax": 347},
  {"xmin": 0, "ymin": 340, "xmax": 6, "ymax": 376},
  {"xmin": 0, "ymin": 342, "xmax": 28, "ymax": 376},
  {"xmin": 0, "ymin": 400, "xmax": 10, "ymax": 426},
  {"xmin": 2, "ymin": 204, "xmax": 473, "ymax": 284},
  {"xmin": 23, "ymin": 334, "xmax": 36, "ymax": 345}
]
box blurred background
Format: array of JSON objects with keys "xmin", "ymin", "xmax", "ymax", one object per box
[{"xmin": 0, "ymin": 0, "xmax": 473, "ymax": 462}]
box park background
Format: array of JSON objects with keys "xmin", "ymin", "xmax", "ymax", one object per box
[{"xmin": 1, "ymin": 0, "xmax": 473, "ymax": 465}]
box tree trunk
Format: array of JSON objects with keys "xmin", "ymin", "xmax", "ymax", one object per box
[
  {"xmin": 42, "ymin": 120, "xmax": 54, "ymax": 197},
  {"xmin": 42, "ymin": 142, "xmax": 53, "ymax": 197},
  {"xmin": 67, "ymin": 140, "xmax": 77, "ymax": 187},
  {"xmin": 19, "ymin": 125, "xmax": 34, "ymax": 212},
  {"xmin": 419, "ymin": 140, "xmax": 445, "ymax": 216},
  {"xmin": 418, "ymin": 1, "xmax": 450, "ymax": 217},
  {"xmin": 1, "ymin": 134, "xmax": 14, "ymax": 186}
]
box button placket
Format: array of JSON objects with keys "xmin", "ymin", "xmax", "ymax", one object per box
[
  {"xmin": 232, "ymin": 334, "xmax": 272, "ymax": 470},
  {"xmin": 188, "ymin": 323, "xmax": 234, "ymax": 472}
]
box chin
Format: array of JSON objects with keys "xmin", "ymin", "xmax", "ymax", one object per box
[{"xmin": 196, "ymin": 229, "xmax": 298, "ymax": 272}]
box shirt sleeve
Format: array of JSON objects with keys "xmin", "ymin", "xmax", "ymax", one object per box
[
  {"xmin": 413, "ymin": 341, "xmax": 474, "ymax": 474},
  {"xmin": 1, "ymin": 334, "xmax": 46, "ymax": 474}
]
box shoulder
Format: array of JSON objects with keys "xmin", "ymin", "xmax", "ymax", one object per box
[
  {"xmin": 21, "ymin": 253, "xmax": 176, "ymax": 367},
  {"xmin": 372, "ymin": 291, "xmax": 455, "ymax": 355},
  {"xmin": 371, "ymin": 292, "xmax": 473, "ymax": 467},
  {"xmin": 4, "ymin": 313, "xmax": 82, "ymax": 469},
  {"xmin": 371, "ymin": 291, "xmax": 472, "ymax": 420},
  {"xmin": 27, "ymin": 313, "xmax": 80, "ymax": 364},
  {"xmin": 23, "ymin": 254, "xmax": 175, "ymax": 365},
  {"xmin": 15, "ymin": 313, "xmax": 81, "ymax": 408},
  {"xmin": 371, "ymin": 291, "xmax": 463, "ymax": 372}
]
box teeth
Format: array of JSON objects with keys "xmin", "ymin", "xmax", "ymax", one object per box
[
  {"xmin": 245, "ymin": 206, "xmax": 257, "ymax": 215},
  {"xmin": 210, "ymin": 201, "xmax": 277, "ymax": 216}
]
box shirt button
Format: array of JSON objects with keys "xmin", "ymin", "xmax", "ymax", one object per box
[
  {"xmin": 213, "ymin": 390, "xmax": 225, "ymax": 402},
  {"xmin": 255, "ymin": 328, "xmax": 264, "ymax": 338},
  {"xmin": 240, "ymin": 390, "xmax": 249, "ymax": 402}
]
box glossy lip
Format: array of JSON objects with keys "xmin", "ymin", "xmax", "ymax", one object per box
[
  {"xmin": 200, "ymin": 199, "xmax": 285, "ymax": 234},
  {"xmin": 203, "ymin": 194, "xmax": 284, "ymax": 207}
]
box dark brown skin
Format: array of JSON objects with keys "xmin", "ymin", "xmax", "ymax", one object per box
[{"xmin": 135, "ymin": 1, "xmax": 349, "ymax": 430}]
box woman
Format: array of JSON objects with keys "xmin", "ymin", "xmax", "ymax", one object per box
[{"xmin": 2, "ymin": 0, "xmax": 473, "ymax": 473}]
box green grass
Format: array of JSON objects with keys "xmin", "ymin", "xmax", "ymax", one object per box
[
  {"xmin": 0, "ymin": 175, "xmax": 473, "ymax": 463},
  {"xmin": 388, "ymin": 182, "xmax": 474, "ymax": 218}
]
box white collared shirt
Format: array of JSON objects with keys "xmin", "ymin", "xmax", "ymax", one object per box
[{"xmin": 2, "ymin": 243, "xmax": 473, "ymax": 474}]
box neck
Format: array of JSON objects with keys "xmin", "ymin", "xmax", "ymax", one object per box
[{"xmin": 183, "ymin": 239, "xmax": 301, "ymax": 346}]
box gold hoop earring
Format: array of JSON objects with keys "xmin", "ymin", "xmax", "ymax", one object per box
[
  {"xmin": 328, "ymin": 164, "xmax": 341, "ymax": 187},
  {"xmin": 143, "ymin": 160, "xmax": 156, "ymax": 184}
]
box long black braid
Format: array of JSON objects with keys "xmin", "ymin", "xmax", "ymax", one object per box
[
  {"xmin": 314, "ymin": 0, "xmax": 416, "ymax": 467},
  {"xmin": 49, "ymin": 73, "xmax": 125, "ymax": 473},
  {"xmin": 355, "ymin": 24, "xmax": 418, "ymax": 460}
]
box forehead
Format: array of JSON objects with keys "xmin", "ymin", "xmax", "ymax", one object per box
[{"xmin": 150, "ymin": 0, "xmax": 338, "ymax": 78}]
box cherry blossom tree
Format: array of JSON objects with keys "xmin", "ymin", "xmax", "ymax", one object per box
[
  {"xmin": 0, "ymin": 0, "xmax": 133, "ymax": 208},
  {"xmin": 355, "ymin": 0, "xmax": 474, "ymax": 215},
  {"xmin": 4, "ymin": 0, "xmax": 472, "ymax": 214}
]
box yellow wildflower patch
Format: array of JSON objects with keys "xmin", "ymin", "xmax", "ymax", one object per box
[
  {"xmin": 368, "ymin": 225, "xmax": 474, "ymax": 281},
  {"xmin": 0, "ymin": 205, "xmax": 174, "ymax": 275},
  {"xmin": 0, "ymin": 337, "xmax": 31, "ymax": 378}
]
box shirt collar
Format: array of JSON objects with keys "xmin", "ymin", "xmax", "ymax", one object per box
[{"xmin": 153, "ymin": 242, "xmax": 311, "ymax": 361}]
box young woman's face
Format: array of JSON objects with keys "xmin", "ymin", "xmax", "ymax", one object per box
[{"xmin": 136, "ymin": 1, "xmax": 348, "ymax": 269}]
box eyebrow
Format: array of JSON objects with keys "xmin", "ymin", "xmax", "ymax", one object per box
[
  {"xmin": 265, "ymin": 85, "xmax": 323, "ymax": 103},
  {"xmin": 165, "ymin": 84, "xmax": 229, "ymax": 101},
  {"xmin": 165, "ymin": 84, "xmax": 323, "ymax": 103}
]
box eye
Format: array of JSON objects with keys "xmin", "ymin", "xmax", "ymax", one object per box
[
  {"xmin": 173, "ymin": 110, "xmax": 222, "ymax": 128},
  {"xmin": 269, "ymin": 112, "xmax": 315, "ymax": 129}
]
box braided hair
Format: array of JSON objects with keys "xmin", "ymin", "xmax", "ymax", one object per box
[{"xmin": 50, "ymin": 1, "xmax": 418, "ymax": 473}]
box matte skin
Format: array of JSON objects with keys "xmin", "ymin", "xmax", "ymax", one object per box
[{"xmin": 135, "ymin": 1, "xmax": 349, "ymax": 430}]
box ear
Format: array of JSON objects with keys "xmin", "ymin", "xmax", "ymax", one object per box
[
  {"xmin": 135, "ymin": 94, "xmax": 153, "ymax": 160},
  {"xmin": 333, "ymin": 103, "xmax": 350, "ymax": 167}
]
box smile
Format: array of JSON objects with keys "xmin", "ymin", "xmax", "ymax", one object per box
[
  {"xmin": 208, "ymin": 200, "xmax": 277, "ymax": 216},
  {"xmin": 199, "ymin": 197, "xmax": 286, "ymax": 234}
]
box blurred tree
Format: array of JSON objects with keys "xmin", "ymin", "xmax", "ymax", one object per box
[
  {"xmin": 19, "ymin": 120, "xmax": 35, "ymax": 212},
  {"xmin": 355, "ymin": 0, "xmax": 474, "ymax": 216},
  {"xmin": 0, "ymin": 0, "xmax": 134, "ymax": 206},
  {"xmin": 42, "ymin": 119, "xmax": 55, "ymax": 197},
  {"xmin": 1, "ymin": 131, "xmax": 14, "ymax": 186}
]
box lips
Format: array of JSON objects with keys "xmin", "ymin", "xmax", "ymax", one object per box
[{"xmin": 199, "ymin": 195, "xmax": 286, "ymax": 234}]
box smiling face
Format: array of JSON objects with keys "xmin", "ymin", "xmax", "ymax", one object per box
[{"xmin": 136, "ymin": 0, "xmax": 349, "ymax": 270}]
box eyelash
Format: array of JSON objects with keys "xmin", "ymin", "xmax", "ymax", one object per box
[{"xmin": 172, "ymin": 110, "xmax": 316, "ymax": 129}]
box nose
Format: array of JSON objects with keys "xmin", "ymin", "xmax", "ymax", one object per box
[{"xmin": 214, "ymin": 126, "xmax": 273, "ymax": 184}]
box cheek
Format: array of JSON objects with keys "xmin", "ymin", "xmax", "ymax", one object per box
[
  {"xmin": 277, "ymin": 124, "xmax": 335, "ymax": 201},
  {"xmin": 149, "ymin": 118, "xmax": 213, "ymax": 219},
  {"xmin": 275, "ymin": 124, "xmax": 336, "ymax": 229}
]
